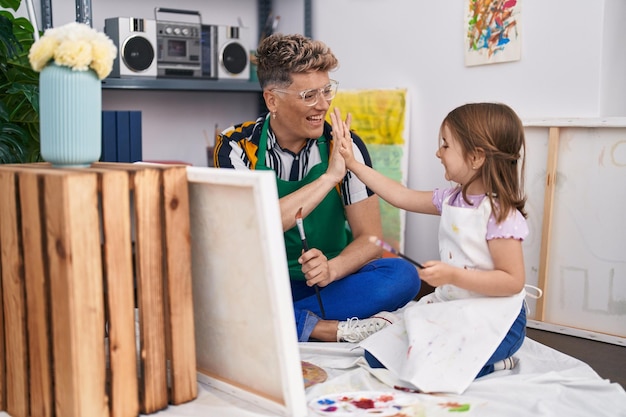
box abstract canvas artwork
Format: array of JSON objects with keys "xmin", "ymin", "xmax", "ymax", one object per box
[
  {"xmin": 464, "ymin": 0, "xmax": 522, "ymax": 66},
  {"xmin": 327, "ymin": 89, "xmax": 409, "ymax": 252}
]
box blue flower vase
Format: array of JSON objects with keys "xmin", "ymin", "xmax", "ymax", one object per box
[{"xmin": 39, "ymin": 63, "xmax": 102, "ymax": 167}]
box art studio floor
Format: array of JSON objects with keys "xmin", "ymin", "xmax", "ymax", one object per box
[{"xmin": 526, "ymin": 328, "xmax": 625, "ymax": 388}]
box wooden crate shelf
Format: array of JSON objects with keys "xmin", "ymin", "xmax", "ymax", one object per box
[{"xmin": 0, "ymin": 162, "xmax": 197, "ymax": 417}]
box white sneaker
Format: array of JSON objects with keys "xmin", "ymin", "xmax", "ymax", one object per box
[
  {"xmin": 493, "ymin": 356, "xmax": 518, "ymax": 371},
  {"xmin": 337, "ymin": 311, "xmax": 398, "ymax": 343}
]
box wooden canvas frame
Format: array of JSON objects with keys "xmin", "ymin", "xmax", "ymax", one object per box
[
  {"xmin": 186, "ymin": 167, "xmax": 308, "ymax": 417},
  {"xmin": 522, "ymin": 118, "xmax": 626, "ymax": 346}
]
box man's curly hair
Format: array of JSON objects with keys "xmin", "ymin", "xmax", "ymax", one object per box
[{"xmin": 254, "ymin": 33, "xmax": 338, "ymax": 89}]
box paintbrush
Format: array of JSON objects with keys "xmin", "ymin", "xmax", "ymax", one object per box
[
  {"xmin": 369, "ymin": 236, "xmax": 425, "ymax": 269},
  {"xmin": 296, "ymin": 207, "xmax": 326, "ymax": 319}
]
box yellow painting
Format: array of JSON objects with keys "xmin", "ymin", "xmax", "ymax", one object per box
[{"xmin": 327, "ymin": 89, "xmax": 409, "ymax": 251}]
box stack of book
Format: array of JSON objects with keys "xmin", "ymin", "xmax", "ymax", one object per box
[{"xmin": 101, "ymin": 111, "xmax": 143, "ymax": 163}]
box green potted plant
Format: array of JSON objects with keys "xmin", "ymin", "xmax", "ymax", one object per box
[{"xmin": 0, "ymin": 0, "xmax": 40, "ymax": 163}]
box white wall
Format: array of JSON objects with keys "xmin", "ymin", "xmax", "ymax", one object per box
[
  {"xmin": 311, "ymin": 0, "xmax": 625, "ymax": 263},
  {"xmin": 601, "ymin": 0, "xmax": 626, "ymax": 116},
  {"xmin": 16, "ymin": 0, "xmax": 626, "ymax": 264},
  {"xmin": 272, "ymin": 0, "xmax": 304, "ymax": 36},
  {"xmin": 45, "ymin": 0, "xmax": 255, "ymax": 31}
]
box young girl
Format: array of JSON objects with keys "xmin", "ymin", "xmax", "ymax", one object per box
[{"xmin": 333, "ymin": 102, "xmax": 529, "ymax": 389}]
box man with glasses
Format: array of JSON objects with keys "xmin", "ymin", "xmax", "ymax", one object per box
[{"xmin": 214, "ymin": 33, "xmax": 420, "ymax": 343}]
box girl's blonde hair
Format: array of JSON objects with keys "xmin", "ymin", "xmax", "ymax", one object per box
[{"xmin": 442, "ymin": 103, "xmax": 527, "ymax": 223}]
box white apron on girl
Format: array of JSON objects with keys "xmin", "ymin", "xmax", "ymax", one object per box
[{"xmin": 360, "ymin": 194, "xmax": 525, "ymax": 394}]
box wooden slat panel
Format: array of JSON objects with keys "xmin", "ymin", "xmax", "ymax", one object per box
[
  {"xmin": 98, "ymin": 168, "xmax": 140, "ymax": 417},
  {"xmin": 0, "ymin": 213, "xmax": 4, "ymax": 412},
  {"xmin": 535, "ymin": 127, "xmax": 560, "ymax": 320},
  {"xmin": 0, "ymin": 169, "xmax": 29, "ymax": 417},
  {"xmin": 0, "ymin": 162, "xmax": 196, "ymax": 416},
  {"xmin": 18, "ymin": 171, "xmax": 53, "ymax": 417},
  {"xmin": 132, "ymin": 168, "xmax": 168, "ymax": 414},
  {"xmin": 161, "ymin": 166, "xmax": 197, "ymax": 405},
  {"xmin": 45, "ymin": 171, "xmax": 109, "ymax": 417}
]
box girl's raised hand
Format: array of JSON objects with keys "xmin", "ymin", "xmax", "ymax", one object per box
[
  {"xmin": 330, "ymin": 108, "xmax": 357, "ymax": 169},
  {"xmin": 330, "ymin": 107, "xmax": 352, "ymax": 137}
]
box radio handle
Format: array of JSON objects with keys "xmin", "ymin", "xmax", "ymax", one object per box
[{"xmin": 154, "ymin": 7, "xmax": 202, "ymax": 24}]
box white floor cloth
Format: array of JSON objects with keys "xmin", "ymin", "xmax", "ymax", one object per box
[
  {"xmin": 299, "ymin": 337, "xmax": 626, "ymax": 416},
  {"xmin": 141, "ymin": 335, "xmax": 625, "ymax": 417}
]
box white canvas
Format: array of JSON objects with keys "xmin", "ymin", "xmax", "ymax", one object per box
[{"xmin": 186, "ymin": 167, "xmax": 308, "ymax": 417}]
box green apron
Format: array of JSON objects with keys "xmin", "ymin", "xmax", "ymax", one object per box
[{"xmin": 256, "ymin": 115, "xmax": 352, "ymax": 280}]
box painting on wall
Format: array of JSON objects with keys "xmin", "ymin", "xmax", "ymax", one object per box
[
  {"xmin": 327, "ymin": 89, "xmax": 409, "ymax": 252},
  {"xmin": 464, "ymin": 0, "xmax": 522, "ymax": 66}
]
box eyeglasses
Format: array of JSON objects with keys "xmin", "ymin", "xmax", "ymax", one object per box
[{"xmin": 271, "ymin": 80, "xmax": 339, "ymax": 107}]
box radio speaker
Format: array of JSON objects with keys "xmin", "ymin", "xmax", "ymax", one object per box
[
  {"xmin": 105, "ymin": 17, "xmax": 157, "ymax": 78},
  {"xmin": 217, "ymin": 25, "xmax": 250, "ymax": 80}
]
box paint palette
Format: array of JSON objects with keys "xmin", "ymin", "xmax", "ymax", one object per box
[
  {"xmin": 302, "ymin": 361, "xmax": 328, "ymax": 388},
  {"xmin": 308, "ymin": 391, "xmax": 421, "ymax": 416}
]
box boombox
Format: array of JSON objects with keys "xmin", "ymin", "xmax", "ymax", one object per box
[
  {"xmin": 200, "ymin": 24, "xmax": 217, "ymax": 78},
  {"xmin": 104, "ymin": 17, "xmax": 157, "ymax": 78},
  {"xmin": 155, "ymin": 8, "xmax": 202, "ymax": 78}
]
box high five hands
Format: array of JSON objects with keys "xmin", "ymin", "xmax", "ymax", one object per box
[{"xmin": 328, "ymin": 107, "xmax": 353, "ymax": 180}]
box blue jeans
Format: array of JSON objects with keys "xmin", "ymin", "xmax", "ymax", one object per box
[
  {"xmin": 476, "ymin": 304, "xmax": 526, "ymax": 377},
  {"xmin": 291, "ymin": 258, "xmax": 421, "ymax": 342},
  {"xmin": 365, "ymin": 304, "xmax": 527, "ymax": 379}
]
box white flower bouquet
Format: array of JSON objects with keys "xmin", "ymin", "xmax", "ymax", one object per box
[{"xmin": 29, "ymin": 22, "xmax": 117, "ymax": 80}]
